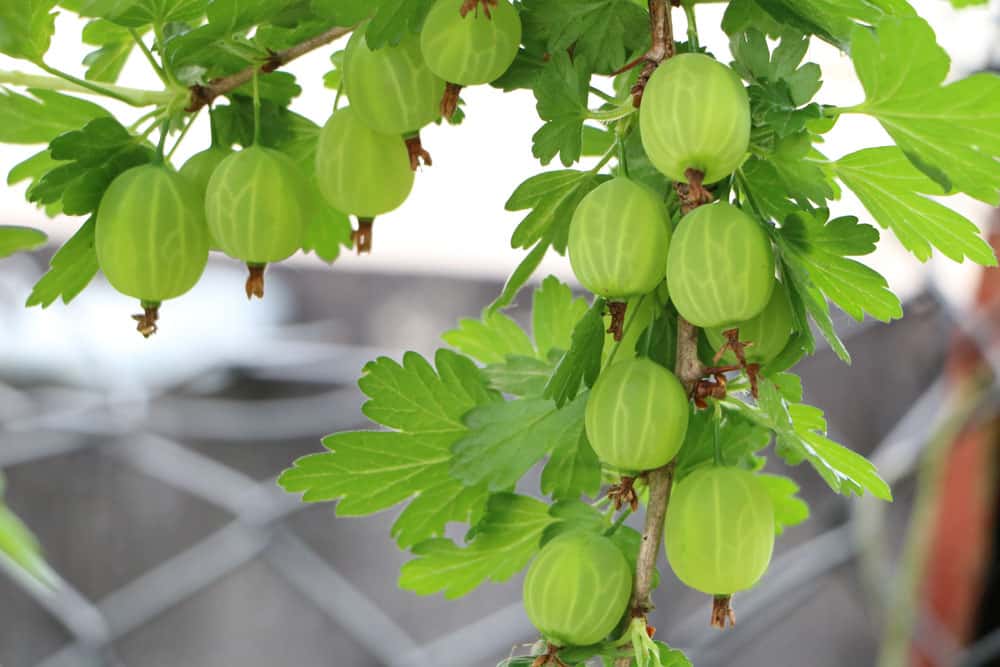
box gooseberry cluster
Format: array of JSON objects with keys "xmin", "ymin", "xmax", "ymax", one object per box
[
  {"xmin": 96, "ymin": 0, "xmax": 523, "ymax": 336},
  {"xmin": 524, "ymin": 52, "xmax": 791, "ymax": 648}
]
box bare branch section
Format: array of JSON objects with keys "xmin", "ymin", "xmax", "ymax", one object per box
[{"xmin": 186, "ymin": 24, "xmax": 356, "ymax": 112}]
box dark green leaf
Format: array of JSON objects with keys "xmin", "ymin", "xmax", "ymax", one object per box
[{"xmin": 531, "ymin": 53, "xmax": 590, "ymax": 167}]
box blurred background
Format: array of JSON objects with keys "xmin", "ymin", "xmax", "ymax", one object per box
[{"xmin": 1, "ymin": 2, "xmax": 999, "ymax": 666}]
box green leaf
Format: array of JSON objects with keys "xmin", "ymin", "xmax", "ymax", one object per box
[
  {"xmin": 0, "ymin": 89, "xmax": 110, "ymax": 145},
  {"xmin": 484, "ymin": 355, "xmax": 556, "ymax": 397},
  {"xmin": 541, "ymin": 428, "xmax": 601, "ymax": 500},
  {"xmin": 532, "ymin": 275, "xmax": 589, "ymax": 359},
  {"xmin": 506, "ymin": 169, "xmax": 603, "ymax": 252},
  {"xmin": 752, "ymin": 0, "xmax": 913, "ymax": 48},
  {"xmin": 0, "ymin": 0, "xmax": 57, "ymax": 61},
  {"xmin": 758, "ymin": 473, "xmax": 810, "ymax": 535},
  {"xmin": 776, "ymin": 209, "xmax": 902, "ymax": 323},
  {"xmin": 730, "ymin": 379, "xmax": 893, "ymax": 500},
  {"xmin": 543, "ymin": 298, "xmax": 606, "ymax": 407},
  {"xmin": 833, "ymin": 147, "xmax": 996, "ymax": 266},
  {"xmin": 655, "ymin": 644, "xmax": 693, "ymax": 667},
  {"xmin": 520, "ymin": 0, "xmax": 649, "ymax": 73},
  {"xmin": 279, "ymin": 350, "xmax": 500, "ymax": 548},
  {"xmin": 488, "ymin": 241, "xmax": 549, "ymax": 313},
  {"xmin": 848, "ymin": 18, "xmax": 1000, "ymax": 204},
  {"xmin": 301, "ymin": 204, "xmax": 353, "ymax": 263},
  {"xmin": 0, "ymin": 226, "xmax": 47, "ymax": 258},
  {"xmin": 444, "ymin": 313, "xmax": 536, "ymax": 366},
  {"xmin": 81, "ymin": 19, "xmax": 135, "ymax": 83},
  {"xmin": 398, "ymin": 493, "xmax": 552, "ymax": 599},
  {"xmin": 26, "ymin": 217, "xmax": 99, "ymax": 308},
  {"xmin": 363, "ymin": 0, "xmax": 435, "ymax": 49},
  {"xmin": 674, "ymin": 407, "xmax": 771, "ymax": 480},
  {"xmin": 28, "ymin": 116, "xmax": 155, "ymax": 217},
  {"xmin": 532, "ymin": 53, "xmax": 591, "ymax": 167},
  {"xmin": 62, "ymin": 0, "xmax": 207, "ymax": 27},
  {"xmin": 0, "ymin": 502, "xmax": 55, "ymax": 587},
  {"xmin": 451, "ymin": 393, "xmax": 588, "ymax": 492}
]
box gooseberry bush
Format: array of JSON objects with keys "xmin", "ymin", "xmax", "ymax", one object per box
[{"xmin": 0, "ymin": 0, "xmax": 997, "ymax": 665}]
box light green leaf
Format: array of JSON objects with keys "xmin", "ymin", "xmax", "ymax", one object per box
[
  {"xmin": 443, "ymin": 312, "xmax": 535, "ymax": 366},
  {"xmin": 0, "ymin": 89, "xmax": 111, "ymax": 145},
  {"xmin": 848, "ymin": 18, "xmax": 1000, "ymax": 204},
  {"xmin": 730, "ymin": 379, "xmax": 893, "ymax": 500},
  {"xmin": 834, "ymin": 147, "xmax": 996, "ymax": 266},
  {"xmin": 0, "ymin": 504, "xmax": 55, "ymax": 587},
  {"xmin": 26, "ymin": 217, "xmax": 99, "ymax": 308},
  {"xmin": 532, "ymin": 275, "xmax": 589, "ymax": 359},
  {"xmin": 776, "ymin": 210, "xmax": 902, "ymax": 323},
  {"xmin": 279, "ymin": 350, "xmax": 499, "ymax": 548},
  {"xmin": 81, "ymin": 19, "xmax": 135, "ymax": 83},
  {"xmin": 0, "ymin": 226, "xmax": 47, "ymax": 258},
  {"xmin": 543, "ymin": 298, "xmax": 606, "ymax": 407},
  {"xmin": 0, "ymin": 0, "xmax": 57, "ymax": 61},
  {"xmin": 757, "ymin": 473, "xmax": 810, "ymax": 535},
  {"xmin": 506, "ymin": 169, "xmax": 602, "ymax": 252},
  {"xmin": 484, "ymin": 355, "xmax": 555, "ymax": 397},
  {"xmin": 451, "ymin": 393, "xmax": 587, "ymax": 491},
  {"xmin": 398, "ymin": 493, "xmax": 552, "ymax": 599}
]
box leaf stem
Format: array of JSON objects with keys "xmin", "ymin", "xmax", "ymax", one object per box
[
  {"xmin": 129, "ymin": 29, "xmax": 169, "ymax": 85},
  {"xmin": 252, "ymin": 71, "xmax": 262, "ymax": 146},
  {"xmin": 588, "ymin": 102, "xmax": 637, "ymax": 122},
  {"xmin": 167, "ymin": 109, "xmax": 200, "ymax": 161},
  {"xmin": 681, "ymin": 0, "xmax": 700, "ymax": 51},
  {"xmin": 2, "ymin": 67, "xmax": 173, "ymax": 107}
]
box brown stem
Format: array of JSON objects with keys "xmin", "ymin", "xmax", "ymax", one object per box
[
  {"xmin": 131, "ymin": 304, "xmax": 160, "ymax": 338},
  {"xmin": 441, "ymin": 82, "xmax": 463, "ymax": 119},
  {"xmin": 631, "ymin": 0, "xmax": 675, "ymax": 107},
  {"xmin": 187, "ymin": 24, "xmax": 356, "ymax": 112},
  {"xmin": 676, "ymin": 316, "xmax": 707, "ymax": 393},
  {"xmin": 405, "ymin": 134, "xmax": 433, "ymax": 171},
  {"xmin": 353, "ymin": 218, "xmax": 375, "ymax": 254},
  {"xmin": 607, "ymin": 301, "xmax": 628, "ymax": 342},
  {"xmin": 245, "ymin": 264, "xmax": 266, "ymax": 300},
  {"xmin": 711, "ymin": 595, "xmax": 736, "ymax": 629}
]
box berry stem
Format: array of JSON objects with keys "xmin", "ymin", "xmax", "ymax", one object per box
[
  {"xmin": 246, "ymin": 264, "xmax": 266, "ymax": 300},
  {"xmin": 186, "ymin": 24, "xmax": 357, "ymax": 112},
  {"xmin": 711, "ymin": 594, "xmax": 736, "ymax": 629},
  {"xmin": 354, "ymin": 218, "xmax": 375, "ymax": 254}
]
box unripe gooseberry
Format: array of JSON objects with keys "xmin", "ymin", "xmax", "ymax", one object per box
[
  {"xmin": 665, "ymin": 202, "xmax": 775, "ymax": 328},
  {"xmin": 179, "ymin": 146, "xmax": 232, "ymax": 200},
  {"xmin": 344, "ymin": 23, "xmax": 445, "ymax": 135},
  {"xmin": 315, "ymin": 106, "xmax": 415, "ymax": 219},
  {"xmin": 705, "ymin": 281, "xmax": 794, "ymax": 365},
  {"xmin": 96, "ymin": 164, "xmax": 209, "ymax": 335},
  {"xmin": 206, "ymin": 146, "xmax": 310, "ymax": 298},
  {"xmin": 420, "ymin": 0, "xmax": 522, "ymax": 86},
  {"xmin": 568, "ymin": 178, "xmax": 671, "ymax": 300},
  {"xmin": 585, "ymin": 358, "xmax": 689, "ymax": 471},
  {"xmin": 639, "ymin": 53, "xmax": 750, "ymax": 185},
  {"xmin": 665, "ymin": 466, "xmax": 775, "ymax": 596},
  {"xmin": 523, "ymin": 531, "xmax": 632, "ymax": 647}
]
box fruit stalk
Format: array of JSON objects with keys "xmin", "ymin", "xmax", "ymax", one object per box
[{"xmin": 187, "ymin": 24, "xmax": 357, "ymax": 112}]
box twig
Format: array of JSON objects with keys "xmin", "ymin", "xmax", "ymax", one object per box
[
  {"xmin": 186, "ymin": 24, "xmax": 356, "ymax": 112},
  {"xmin": 616, "ymin": 0, "xmax": 675, "ymax": 107}
]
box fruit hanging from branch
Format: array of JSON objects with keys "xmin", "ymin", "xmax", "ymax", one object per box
[
  {"xmin": 96, "ymin": 164, "xmax": 210, "ymax": 337},
  {"xmin": 205, "ymin": 146, "xmax": 311, "ymax": 298}
]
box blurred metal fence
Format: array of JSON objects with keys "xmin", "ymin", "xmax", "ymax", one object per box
[{"xmin": 0, "ymin": 258, "xmax": 997, "ymax": 667}]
